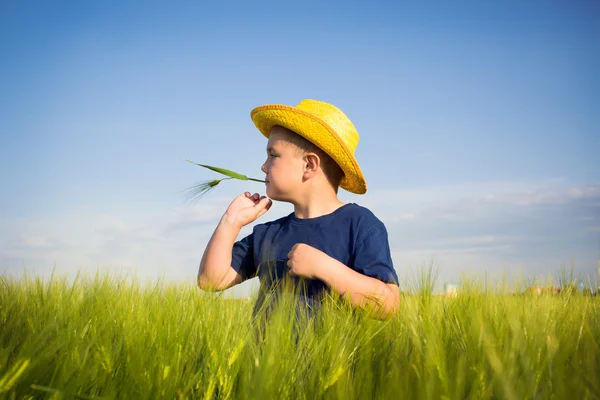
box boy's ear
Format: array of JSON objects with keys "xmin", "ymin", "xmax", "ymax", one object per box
[{"xmin": 303, "ymin": 152, "xmax": 320, "ymax": 177}]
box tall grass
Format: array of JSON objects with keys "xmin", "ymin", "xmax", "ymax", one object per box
[{"xmin": 1, "ymin": 269, "xmax": 599, "ymax": 399}]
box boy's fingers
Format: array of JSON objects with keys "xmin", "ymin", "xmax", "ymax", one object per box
[
  {"xmin": 286, "ymin": 259, "xmax": 296, "ymax": 276},
  {"xmin": 253, "ymin": 198, "xmax": 271, "ymax": 213}
]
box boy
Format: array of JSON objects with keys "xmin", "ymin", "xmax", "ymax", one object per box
[{"xmin": 197, "ymin": 99, "xmax": 400, "ymax": 320}]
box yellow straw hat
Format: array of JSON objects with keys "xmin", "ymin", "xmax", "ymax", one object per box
[{"xmin": 250, "ymin": 99, "xmax": 367, "ymax": 194}]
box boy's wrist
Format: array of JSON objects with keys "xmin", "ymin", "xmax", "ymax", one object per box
[
  {"xmin": 314, "ymin": 255, "xmax": 342, "ymax": 284},
  {"xmin": 221, "ymin": 213, "xmax": 244, "ymax": 231}
]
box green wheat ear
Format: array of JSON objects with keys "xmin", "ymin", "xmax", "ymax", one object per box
[
  {"xmin": 184, "ymin": 159, "xmax": 265, "ymax": 203},
  {"xmin": 184, "ymin": 179, "xmax": 224, "ymax": 203}
]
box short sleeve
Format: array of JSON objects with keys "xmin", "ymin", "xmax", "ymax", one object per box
[
  {"xmin": 231, "ymin": 233, "xmax": 258, "ymax": 280},
  {"xmin": 353, "ymin": 223, "xmax": 399, "ymax": 285}
]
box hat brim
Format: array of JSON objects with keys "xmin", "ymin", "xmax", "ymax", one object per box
[{"xmin": 251, "ymin": 104, "xmax": 367, "ymax": 194}]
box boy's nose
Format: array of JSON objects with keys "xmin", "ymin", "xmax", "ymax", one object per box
[{"xmin": 261, "ymin": 163, "xmax": 267, "ymax": 174}]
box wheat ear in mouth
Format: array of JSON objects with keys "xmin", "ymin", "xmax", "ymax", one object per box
[{"xmin": 184, "ymin": 159, "xmax": 265, "ymax": 203}]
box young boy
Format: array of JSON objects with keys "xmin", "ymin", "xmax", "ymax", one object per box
[{"xmin": 197, "ymin": 99, "xmax": 399, "ymax": 320}]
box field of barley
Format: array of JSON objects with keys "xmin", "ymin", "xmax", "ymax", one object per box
[{"xmin": 1, "ymin": 270, "xmax": 599, "ymax": 400}]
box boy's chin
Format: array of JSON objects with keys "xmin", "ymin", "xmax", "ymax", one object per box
[
  {"xmin": 265, "ymin": 189, "xmax": 292, "ymax": 203},
  {"xmin": 266, "ymin": 192, "xmax": 283, "ymax": 202}
]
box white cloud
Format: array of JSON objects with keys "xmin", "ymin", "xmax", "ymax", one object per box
[
  {"xmin": 367, "ymin": 179, "xmax": 600, "ymax": 286},
  {"xmin": 477, "ymin": 182, "xmax": 600, "ymax": 207},
  {"xmin": 19, "ymin": 235, "xmax": 65, "ymax": 249},
  {"xmin": 362, "ymin": 180, "xmax": 600, "ymax": 226},
  {"xmin": 0, "ymin": 196, "xmax": 294, "ymax": 293},
  {"xmin": 1, "ymin": 179, "xmax": 598, "ymax": 295},
  {"xmin": 390, "ymin": 213, "xmax": 418, "ymax": 223},
  {"xmin": 390, "ymin": 248, "xmax": 572, "ymax": 292},
  {"xmin": 430, "ymin": 235, "xmax": 521, "ymax": 249}
]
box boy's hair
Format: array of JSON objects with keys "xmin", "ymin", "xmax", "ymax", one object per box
[{"xmin": 282, "ymin": 127, "xmax": 345, "ymax": 192}]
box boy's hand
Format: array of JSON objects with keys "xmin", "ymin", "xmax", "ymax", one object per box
[
  {"xmin": 224, "ymin": 192, "xmax": 272, "ymax": 228},
  {"xmin": 287, "ymin": 243, "xmax": 328, "ymax": 279}
]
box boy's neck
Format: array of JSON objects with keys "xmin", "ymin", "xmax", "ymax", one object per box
[{"xmin": 292, "ymin": 190, "xmax": 345, "ymax": 219}]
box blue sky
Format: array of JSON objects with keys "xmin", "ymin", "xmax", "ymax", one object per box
[{"xmin": 1, "ymin": 0, "xmax": 599, "ymax": 294}]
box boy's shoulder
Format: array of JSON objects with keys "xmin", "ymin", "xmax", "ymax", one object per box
[
  {"xmin": 342, "ymin": 203, "xmax": 389, "ymax": 238},
  {"xmin": 344, "ymin": 202, "xmax": 382, "ymax": 221},
  {"xmin": 337, "ymin": 202, "xmax": 385, "ymax": 227}
]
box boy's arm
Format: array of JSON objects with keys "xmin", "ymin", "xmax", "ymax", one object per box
[
  {"xmin": 197, "ymin": 214, "xmax": 244, "ymax": 291},
  {"xmin": 287, "ymin": 244, "xmax": 400, "ymax": 320},
  {"xmin": 317, "ymin": 258, "xmax": 400, "ymax": 320},
  {"xmin": 198, "ymin": 192, "xmax": 272, "ymax": 291}
]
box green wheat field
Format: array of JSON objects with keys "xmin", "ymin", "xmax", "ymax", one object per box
[{"xmin": 1, "ymin": 269, "xmax": 599, "ymax": 400}]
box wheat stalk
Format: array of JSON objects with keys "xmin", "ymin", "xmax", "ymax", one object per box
[{"xmin": 184, "ymin": 159, "xmax": 265, "ymax": 203}]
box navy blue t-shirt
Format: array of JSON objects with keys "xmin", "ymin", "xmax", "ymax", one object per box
[{"xmin": 231, "ymin": 203, "xmax": 398, "ymax": 310}]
